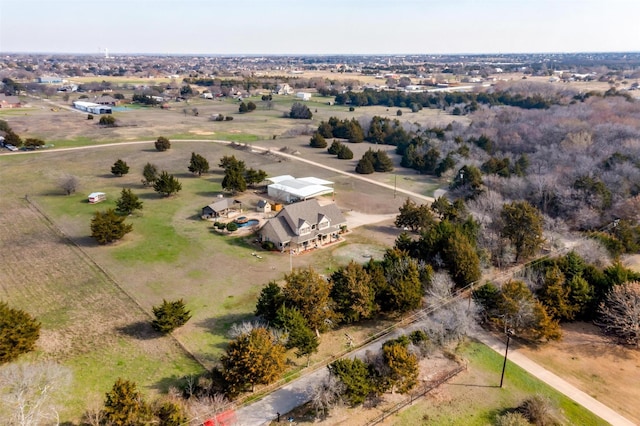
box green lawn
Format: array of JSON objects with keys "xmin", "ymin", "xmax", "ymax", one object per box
[{"xmin": 390, "ymin": 341, "xmax": 607, "ymax": 426}]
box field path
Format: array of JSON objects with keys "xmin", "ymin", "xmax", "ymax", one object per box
[{"xmin": 4, "ymin": 138, "xmax": 435, "ymax": 203}]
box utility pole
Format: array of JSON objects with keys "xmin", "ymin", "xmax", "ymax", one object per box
[{"xmin": 500, "ymin": 329, "xmax": 514, "ymax": 388}]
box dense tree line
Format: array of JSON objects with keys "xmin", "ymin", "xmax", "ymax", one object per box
[
  {"xmin": 333, "ymin": 88, "xmax": 555, "ymax": 110},
  {"xmin": 394, "ymin": 198, "xmax": 482, "ymax": 288},
  {"xmin": 474, "ymin": 250, "xmax": 640, "ymax": 342},
  {"xmin": 256, "ymin": 255, "xmax": 430, "ymax": 336}
]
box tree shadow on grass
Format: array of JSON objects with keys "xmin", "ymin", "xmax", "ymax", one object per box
[
  {"xmin": 117, "ymin": 320, "xmax": 163, "ymax": 340},
  {"xmin": 196, "ymin": 312, "xmax": 255, "ymax": 350},
  {"xmin": 69, "ymin": 235, "xmax": 98, "ymax": 248},
  {"xmin": 137, "ymin": 191, "xmax": 162, "ymax": 200}
]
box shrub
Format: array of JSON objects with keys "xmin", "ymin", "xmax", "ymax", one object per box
[
  {"xmin": 262, "ymin": 241, "xmax": 276, "ymax": 251},
  {"xmin": 225, "ymin": 116, "xmax": 234, "ymax": 121},
  {"xmin": 87, "ymin": 114, "xmax": 94, "ymax": 120},
  {"xmin": 226, "ymin": 222, "xmax": 238, "ymax": 232},
  {"xmin": 349, "ymin": 106, "xmax": 355, "ymax": 112},
  {"xmin": 152, "ymin": 299, "xmax": 192, "ymax": 333},
  {"xmin": 99, "ymin": 115, "xmax": 116, "ymax": 126},
  {"xmin": 337, "ymin": 145, "xmax": 354, "ymax": 160},
  {"xmin": 289, "ymin": 102, "xmax": 313, "ymax": 119},
  {"xmin": 328, "ymin": 140, "xmax": 343, "ymax": 155},
  {"xmin": 0, "ymin": 302, "xmax": 40, "ymax": 364},
  {"xmin": 310, "ymin": 132, "xmax": 327, "ymax": 148},
  {"xmin": 396, "ymin": 109, "xmax": 403, "ymax": 116},
  {"xmin": 155, "ymin": 136, "xmax": 171, "ymax": 151}
]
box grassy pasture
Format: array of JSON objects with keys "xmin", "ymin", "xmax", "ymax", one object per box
[
  {"xmin": 3, "ymin": 82, "xmax": 626, "ymax": 423},
  {"xmin": 0, "ymin": 197, "xmax": 203, "ymax": 420},
  {"xmin": 0, "ymin": 139, "xmax": 411, "ymax": 421},
  {"xmin": 385, "ymin": 341, "xmax": 607, "ymax": 426}
]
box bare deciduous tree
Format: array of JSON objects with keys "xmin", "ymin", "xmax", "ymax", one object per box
[
  {"xmin": 0, "ymin": 361, "xmax": 72, "ymax": 426},
  {"xmin": 309, "ymin": 375, "xmax": 344, "ymax": 418},
  {"xmin": 186, "ymin": 393, "xmax": 229, "ymax": 421},
  {"xmin": 59, "ymin": 175, "xmax": 79, "ymax": 195},
  {"xmin": 598, "ymin": 281, "xmax": 640, "ymax": 347}
]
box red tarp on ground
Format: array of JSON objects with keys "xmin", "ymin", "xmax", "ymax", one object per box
[{"xmin": 203, "ymin": 409, "xmax": 237, "ymax": 426}]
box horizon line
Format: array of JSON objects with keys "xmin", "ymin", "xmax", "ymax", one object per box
[{"xmin": 2, "ymin": 50, "xmax": 640, "ymax": 57}]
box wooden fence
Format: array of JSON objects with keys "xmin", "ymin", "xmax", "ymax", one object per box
[{"xmin": 364, "ymin": 364, "xmax": 467, "ymax": 426}]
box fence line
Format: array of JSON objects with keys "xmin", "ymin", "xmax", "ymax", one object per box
[
  {"xmin": 22, "ymin": 195, "xmax": 209, "ymax": 370},
  {"xmin": 364, "ymin": 364, "xmax": 467, "ymax": 426}
]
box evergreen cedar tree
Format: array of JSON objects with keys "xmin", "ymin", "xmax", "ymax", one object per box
[
  {"xmin": 188, "ymin": 152, "xmax": 210, "ymax": 176},
  {"xmin": 283, "ymin": 267, "xmax": 336, "ymax": 333},
  {"xmin": 500, "ymin": 201, "xmax": 544, "ymax": 262},
  {"xmin": 103, "ymin": 378, "xmax": 152, "ymax": 424},
  {"xmin": 327, "ymin": 140, "xmax": 343, "ymax": 155},
  {"xmin": 219, "ymin": 155, "xmax": 267, "ymax": 193},
  {"xmin": 274, "ymin": 305, "xmax": 318, "ymax": 365},
  {"xmin": 330, "ymin": 261, "xmax": 376, "ymax": 323},
  {"xmin": 111, "ymin": 159, "xmax": 130, "ymax": 177},
  {"xmin": 382, "ymin": 341, "xmax": 419, "ymax": 393},
  {"xmin": 155, "ymin": 136, "xmax": 171, "ymax": 151},
  {"xmin": 356, "ymin": 149, "xmax": 393, "ymax": 174},
  {"xmin": 90, "ymin": 209, "xmax": 133, "ymax": 244},
  {"xmin": 142, "ymin": 162, "xmax": 159, "ymax": 186},
  {"xmin": 327, "ymin": 358, "xmax": 372, "ymax": 406},
  {"xmin": 309, "ymin": 132, "xmax": 327, "ymax": 148},
  {"xmin": 289, "ymin": 102, "xmax": 313, "ymax": 119},
  {"xmin": 337, "ymin": 145, "xmax": 353, "ymax": 160},
  {"xmin": 153, "ymin": 171, "xmax": 182, "ymax": 196},
  {"xmin": 393, "ymin": 197, "xmax": 481, "ymax": 288},
  {"xmin": 473, "ymin": 280, "xmax": 561, "ymax": 342},
  {"xmin": 152, "ymin": 299, "xmax": 192, "ymax": 333},
  {"xmin": 0, "ymin": 301, "xmax": 40, "ymax": 364},
  {"xmin": 115, "ymin": 188, "xmax": 143, "ymax": 216},
  {"xmin": 220, "ymin": 327, "xmax": 286, "ymax": 395}
]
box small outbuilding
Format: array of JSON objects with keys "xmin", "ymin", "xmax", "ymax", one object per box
[
  {"xmin": 295, "ymin": 92, "xmax": 312, "ymax": 101},
  {"xmin": 202, "ymin": 198, "xmax": 242, "ymax": 219},
  {"xmin": 256, "ymin": 200, "xmax": 272, "ymax": 214}
]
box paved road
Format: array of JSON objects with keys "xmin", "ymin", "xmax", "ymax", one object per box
[
  {"xmin": 232, "ymin": 322, "xmax": 636, "ymax": 426},
  {"xmin": 6, "ymin": 138, "xmax": 635, "ymax": 425}
]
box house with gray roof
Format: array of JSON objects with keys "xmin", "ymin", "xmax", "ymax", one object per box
[
  {"xmin": 259, "ymin": 199, "xmax": 346, "ymax": 252},
  {"xmin": 202, "ymin": 198, "xmax": 241, "ymax": 219}
]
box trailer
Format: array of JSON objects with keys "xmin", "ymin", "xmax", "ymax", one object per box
[{"xmin": 88, "ymin": 192, "xmax": 106, "ymax": 204}]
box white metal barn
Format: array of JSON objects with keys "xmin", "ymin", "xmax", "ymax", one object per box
[
  {"xmin": 73, "ymin": 101, "xmax": 112, "ymax": 114},
  {"xmin": 267, "ymin": 175, "xmax": 334, "ymax": 203}
]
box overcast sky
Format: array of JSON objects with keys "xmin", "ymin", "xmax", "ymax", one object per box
[{"xmin": 1, "ymin": 0, "xmax": 639, "ymax": 55}]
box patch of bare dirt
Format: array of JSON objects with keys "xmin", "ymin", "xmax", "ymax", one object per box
[{"xmin": 516, "ymin": 322, "xmax": 640, "ymax": 424}]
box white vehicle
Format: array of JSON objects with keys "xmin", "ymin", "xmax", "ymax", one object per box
[{"xmin": 88, "ymin": 192, "xmax": 107, "ymax": 204}]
